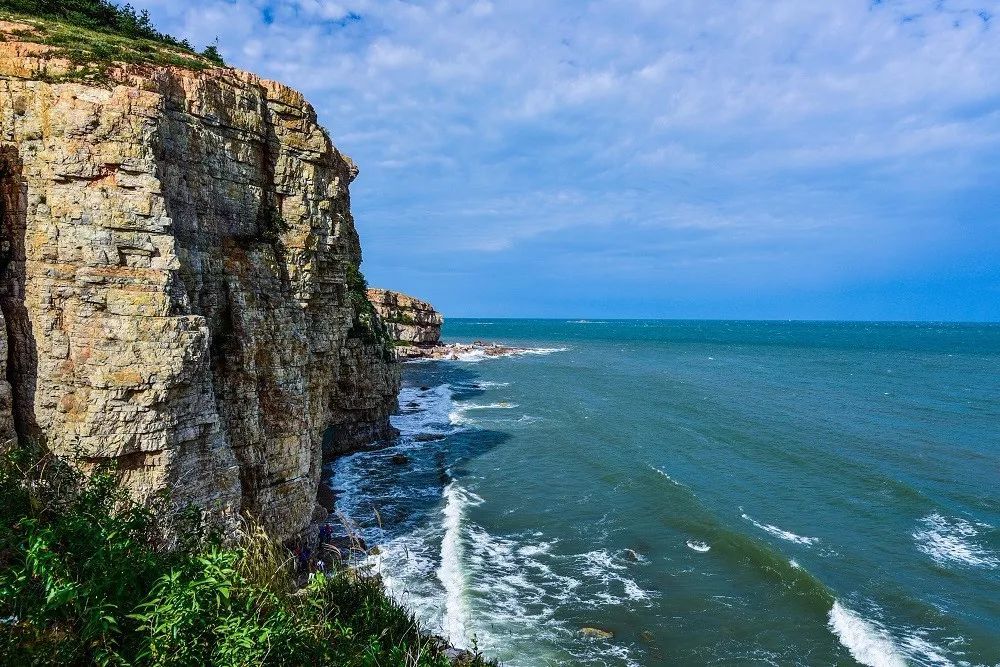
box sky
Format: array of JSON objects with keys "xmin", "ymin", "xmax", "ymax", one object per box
[{"xmin": 127, "ymin": 0, "xmax": 1000, "ymax": 319}]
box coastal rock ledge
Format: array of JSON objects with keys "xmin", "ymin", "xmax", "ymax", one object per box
[
  {"xmin": 367, "ymin": 288, "xmax": 525, "ymax": 361},
  {"xmin": 0, "ymin": 21, "xmax": 399, "ymax": 541},
  {"xmin": 367, "ymin": 288, "xmax": 443, "ymax": 348}
]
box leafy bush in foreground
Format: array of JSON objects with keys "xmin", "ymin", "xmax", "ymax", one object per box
[{"xmin": 0, "ymin": 445, "xmax": 489, "ymax": 666}]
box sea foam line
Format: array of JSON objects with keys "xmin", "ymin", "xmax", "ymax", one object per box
[
  {"xmin": 828, "ymin": 602, "xmax": 908, "ymax": 667},
  {"xmin": 828, "ymin": 601, "xmax": 965, "ymax": 667},
  {"xmin": 447, "ymin": 347, "xmax": 568, "ymax": 363},
  {"xmin": 650, "ymin": 464, "xmax": 686, "ymax": 487},
  {"xmin": 913, "ymin": 513, "xmax": 998, "ymax": 569},
  {"xmin": 741, "ymin": 512, "xmax": 819, "ymax": 546},
  {"xmin": 438, "ymin": 483, "xmax": 483, "ymax": 648}
]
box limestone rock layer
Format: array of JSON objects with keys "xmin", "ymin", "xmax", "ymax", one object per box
[
  {"xmin": 367, "ymin": 288, "xmax": 443, "ymax": 345},
  {"xmin": 0, "ymin": 35, "xmax": 399, "ymax": 540}
]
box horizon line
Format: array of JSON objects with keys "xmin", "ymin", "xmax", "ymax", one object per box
[{"xmin": 441, "ymin": 317, "xmax": 1000, "ymax": 324}]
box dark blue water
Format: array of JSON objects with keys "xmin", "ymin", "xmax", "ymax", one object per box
[{"xmin": 329, "ymin": 320, "xmax": 1000, "ymax": 666}]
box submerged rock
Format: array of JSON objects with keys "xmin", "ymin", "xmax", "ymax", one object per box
[{"xmin": 579, "ymin": 627, "xmax": 615, "ymax": 640}]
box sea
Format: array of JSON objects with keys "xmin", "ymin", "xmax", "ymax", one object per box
[{"xmin": 326, "ymin": 320, "xmax": 999, "ymax": 666}]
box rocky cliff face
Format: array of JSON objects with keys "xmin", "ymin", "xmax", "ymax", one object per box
[
  {"xmin": 0, "ymin": 22, "xmax": 399, "ymax": 540},
  {"xmin": 367, "ymin": 288, "xmax": 443, "ymax": 346}
]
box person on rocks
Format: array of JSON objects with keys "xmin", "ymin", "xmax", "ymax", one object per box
[{"xmin": 299, "ymin": 546, "xmax": 311, "ymax": 573}]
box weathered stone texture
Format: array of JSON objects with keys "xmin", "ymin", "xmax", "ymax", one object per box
[
  {"xmin": 367, "ymin": 288, "xmax": 443, "ymax": 345},
  {"xmin": 0, "ymin": 34, "xmax": 399, "ymax": 539},
  {"xmin": 0, "ymin": 307, "xmax": 13, "ymax": 449}
]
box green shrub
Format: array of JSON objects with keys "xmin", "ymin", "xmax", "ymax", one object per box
[
  {"xmin": 347, "ymin": 262, "xmax": 396, "ymax": 361},
  {"xmin": 0, "ymin": 445, "xmax": 492, "ymax": 666},
  {"xmin": 0, "ymin": 0, "xmax": 186, "ymax": 48},
  {"xmin": 0, "ymin": 0, "xmax": 226, "ymax": 72},
  {"xmin": 201, "ymin": 44, "xmax": 224, "ymax": 66}
]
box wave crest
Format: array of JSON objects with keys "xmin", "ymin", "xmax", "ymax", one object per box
[{"xmin": 913, "ymin": 513, "xmax": 998, "ymax": 569}]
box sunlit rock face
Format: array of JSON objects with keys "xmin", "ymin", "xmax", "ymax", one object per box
[
  {"xmin": 367, "ymin": 288, "xmax": 443, "ymax": 345},
  {"xmin": 0, "ymin": 23, "xmax": 399, "ymax": 540}
]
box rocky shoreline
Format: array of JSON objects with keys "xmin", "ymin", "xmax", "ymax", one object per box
[{"xmin": 395, "ymin": 340, "xmax": 526, "ymax": 361}]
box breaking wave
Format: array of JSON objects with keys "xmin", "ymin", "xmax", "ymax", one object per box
[
  {"xmin": 913, "ymin": 513, "xmax": 998, "ymax": 569},
  {"xmin": 741, "ymin": 512, "xmax": 819, "ymax": 546},
  {"xmin": 445, "ymin": 346, "xmax": 568, "ymax": 363},
  {"xmin": 828, "ymin": 601, "xmax": 908, "ymax": 667}
]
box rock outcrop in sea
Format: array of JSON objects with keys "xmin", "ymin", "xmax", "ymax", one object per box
[
  {"xmin": 367, "ymin": 288, "xmax": 444, "ymax": 356},
  {"xmin": 0, "ymin": 19, "xmax": 399, "ymax": 541},
  {"xmin": 368, "ymin": 288, "xmax": 524, "ymax": 361}
]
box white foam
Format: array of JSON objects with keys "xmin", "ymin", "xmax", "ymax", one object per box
[
  {"xmin": 741, "ymin": 513, "xmax": 819, "ymax": 546},
  {"xmin": 459, "ymin": 401, "xmax": 518, "ymax": 410},
  {"xmin": 459, "ymin": 380, "xmax": 510, "ymax": 389},
  {"xmin": 686, "ymin": 540, "xmax": 711, "ymax": 553},
  {"xmin": 438, "ymin": 482, "xmax": 481, "ymax": 648},
  {"xmin": 828, "ymin": 601, "xmax": 908, "ymax": 667},
  {"xmin": 573, "ymin": 549, "xmax": 657, "ymax": 606},
  {"xmin": 333, "ymin": 372, "xmax": 650, "ymax": 666},
  {"xmin": 898, "ymin": 633, "xmax": 960, "ymax": 667},
  {"xmin": 913, "ymin": 513, "xmax": 998, "ymax": 569},
  {"xmin": 521, "ymin": 346, "xmax": 569, "ymax": 355},
  {"xmin": 364, "ymin": 527, "xmax": 446, "ymax": 623},
  {"xmin": 450, "ymin": 400, "xmax": 533, "ymax": 427},
  {"xmin": 445, "ymin": 346, "xmax": 568, "ymax": 363},
  {"xmin": 650, "ymin": 464, "xmax": 686, "ymax": 487},
  {"xmin": 392, "ymin": 383, "xmax": 458, "ymax": 436}
]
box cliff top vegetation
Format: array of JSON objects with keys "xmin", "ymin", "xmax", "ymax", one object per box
[{"xmin": 0, "ymin": 0, "xmax": 224, "ymax": 77}]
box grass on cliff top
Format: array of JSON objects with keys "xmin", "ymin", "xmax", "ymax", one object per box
[
  {"xmin": 0, "ymin": 0, "xmax": 224, "ymax": 82},
  {"xmin": 0, "ymin": 443, "xmax": 494, "ymax": 666}
]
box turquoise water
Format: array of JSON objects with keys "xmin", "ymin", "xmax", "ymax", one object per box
[{"xmin": 328, "ymin": 320, "xmax": 1000, "ymax": 666}]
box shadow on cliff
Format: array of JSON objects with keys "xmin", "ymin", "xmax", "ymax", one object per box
[
  {"xmin": 320, "ymin": 361, "xmax": 514, "ymax": 540},
  {"xmin": 0, "ymin": 145, "xmax": 40, "ymax": 444}
]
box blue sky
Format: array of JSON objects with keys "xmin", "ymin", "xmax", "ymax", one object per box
[{"xmin": 129, "ymin": 0, "xmax": 999, "ymax": 319}]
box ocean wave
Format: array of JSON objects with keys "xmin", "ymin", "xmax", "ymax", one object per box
[
  {"xmin": 573, "ymin": 549, "xmax": 657, "ymax": 604},
  {"xmin": 368, "ymin": 488, "xmax": 653, "ymax": 665},
  {"xmin": 521, "ymin": 346, "xmax": 569, "ymax": 355},
  {"xmin": 686, "ymin": 540, "xmax": 711, "ymax": 553},
  {"xmin": 741, "ymin": 512, "xmax": 819, "ymax": 546},
  {"xmin": 650, "ymin": 464, "xmax": 686, "ymax": 487},
  {"xmin": 456, "ymin": 380, "xmax": 510, "ymax": 389},
  {"xmin": 457, "ymin": 401, "xmax": 519, "ymax": 410},
  {"xmin": 392, "ymin": 384, "xmax": 458, "ymax": 437},
  {"xmin": 445, "ymin": 346, "xmax": 568, "ymax": 363},
  {"xmin": 913, "ymin": 513, "xmax": 998, "ymax": 569},
  {"xmin": 449, "ymin": 400, "xmax": 535, "ymax": 427},
  {"xmin": 364, "ymin": 527, "xmax": 445, "ymax": 622},
  {"xmin": 438, "ymin": 483, "xmax": 482, "ymax": 648},
  {"xmin": 828, "ymin": 600, "xmax": 965, "ymax": 667},
  {"xmin": 828, "ymin": 601, "xmax": 908, "ymax": 667}
]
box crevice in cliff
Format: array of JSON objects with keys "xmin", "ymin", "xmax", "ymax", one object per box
[{"xmin": 0, "ymin": 145, "xmax": 39, "ymax": 444}]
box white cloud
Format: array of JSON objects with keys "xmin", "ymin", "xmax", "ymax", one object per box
[{"xmin": 125, "ymin": 0, "xmax": 1000, "ymax": 316}]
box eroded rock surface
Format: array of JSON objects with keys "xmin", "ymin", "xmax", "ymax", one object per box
[
  {"xmin": 0, "ymin": 25, "xmax": 399, "ymax": 540},
  {"xmin": 367, "ymin": 288, "xmax": 443, "ymax": 345}
]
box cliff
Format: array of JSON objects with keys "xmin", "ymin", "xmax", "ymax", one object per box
[
  {"xmin": 0, "ymin": 18, "xmax": 399, "ymax": 541},
  {"xmin": 367, "ymin": 288, "xmax": 443, "ymax": 347}
]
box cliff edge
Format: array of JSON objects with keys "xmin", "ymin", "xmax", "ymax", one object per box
[
  {"xmin": 367, "ymin": 287, "xmax": 443, "ymax": 349},
  {"xmin": 0, "ymin": 18, "xmax": 399, "ymax": 541}
]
